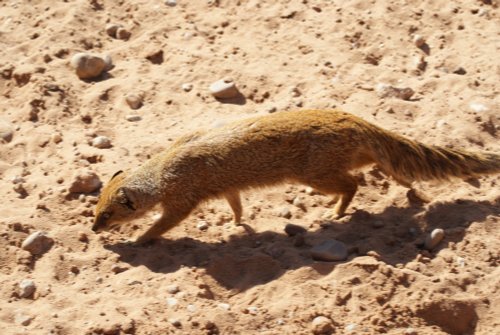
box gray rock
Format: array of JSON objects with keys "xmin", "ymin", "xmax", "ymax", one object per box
[
  {"xmin": 376, "ymin": 83, "xmax": 414, "ymax": 101},
  {"xmin": 15, "ymin": 313, "xmax": 33, "ymax": 326},
  {"xmin": 69, "ymin": 170, "xmax": 102, "ymax": 193},
  {"xmin": 209, "ymin": 78, "xmax": 240, "ymax": 99},
  {"xmin": 21, "ymin": 231, "xmax": 54, "ymax": 255},
  {"xmin": 125, "ymin": 93, "xmax": 143, "ymax": 110},
  {"xmin": 311, "ymin": 239, "xmax": 348, "ymax": 261},
  {"xmin": 165, "ymin": 0, "xmax": 177, "ymax": 6},
  {"xmin": 19, "ymin": 279, "xmax": 36, "ymax": 298},
  {"xmin": 105, "ymin": 23, "xmax": 122, "ymax": 38},
  {"xmin": 167, "ymin": 284, "xmax": 180, "ymax": 294},
  {"xmin": 424, "ymin": 228, "xmax": 445, "ymax": 250},
  {"xmin": 125, "ymin": 115, "xmax": 142, "ymax": 122},
  {"xmin": 277, "ymin": 207, "xmax": 292, "ymax": 219},
  {"xmin": 70, "ymin": 53, "xmax": 108, "ymax": 80}
]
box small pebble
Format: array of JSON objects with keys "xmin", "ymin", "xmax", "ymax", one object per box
[
  {"xmin": 69, "ymin": 170, "xmax": 102, "ymax": 193},
  {"xmin": 311, "ymin": 239, "xmax": 348, "ymax": 261},
  {"xmin": 453, "ymin": 67, "xmax": 466, "ymax": 75},
  {"xmin": 187, "ymin": 304, "xmax": 197, "ymax": 313},
  {"xmin": 284, "ymin": 223, "xmax": 307, "ymax": 236},
  {"xmin": 51, "ymin": 133, "xmax": 63, "ymax": 143},
  {"xmin": 246, "ymin": 306, "xmax": 258, "ymax": 315},
  {"xmin": 70, "ymin": 53, "xmax": 108, "ymax": 80},
  {"xmin": 218, "ymin": 303, "xmax": 230, "ymax": 311},
  {"xmin": 165, "ymin": 0, "xmax": 177, "ymax": 6},
  {"xmin": 166, "ymin": 297, "xmax": 178, "ymax": 307},
  {"xmin": 11, "ymin": 176, "xmax": 25, "ymax": 184},
  {"xmin": 413, "ymin": 34, "xmax": 425, "ymax": 47},
  {"xmin": 116, "ymin": 27, "xmax": 131, "ymax": 40},
  {"xmin": 125, "ymin": 94, "xmax": 143, "ymax": 110},
  {"xmin": 169, "ymin": 318, "xmax": 181, "ymax": 327},
  {"xmin": 0, "ymin": 120, "xmax": 14, "ymax": 142},
  {"xmin": 209, "ymin": 78, "xmax": 240, "ymax": 99},
  {"xmin": 277, "ymin": 207, "xmax": 292, "ymax": 219},
  {"xmin": 21, "ymin": 231, "xmax": 54, "ymax": 255},
  {"xmin": 15, "ymin": 313, "xmax": 33, "ymax": 326},
  {"xmin": 19, "ymin": 279, "xmax": 36, "ymax": 298},
  {"xmin": 311, "ymin": 316, "xmax": 334, "ymax": 335},
  {"xmin": 376, "ymin": 83, "xmax": 415, "ymax": 100},
  {"xmin": 305, "ymin": 186, "xmax": 315, "ymax": 195},
  {"xmin": 404, "ymin": 328, "xmax": 417, "ymax": 335},
  {"xmin": 182, "ymin": 83, "xmax": 193, "ymax": 92},
  {"xmin": 424, "ymin": 228, "xmax": 445, "ymax": 250},
  {"xmin": 105, "ymin": 23, "xmax": 122, "ymax": 38},
  {"xmin": 91, "ymin": 136, "xmax": 112, "ymax": 149},
  {"xmin": 111, "ymin": 264, "xmax": 129, "ymax": 274},
  {"xmin": 469, "ymin": 102, "xmax": 488, "ymax": 113},
  {"xmin": 126, "ymin": 115, "xmax": 142, "ymax": 122},
  {"xmin": 345, "ymin": 323, "xmax": 357, "ymax": 332},
  {"xmin": 197, "ymin": 220, "xmax": 209, "ymax": 231},
  {"xmin": 292, "ymin": 196, "xmax": 305, "ymax": 209},
  {"xmin": 167, "ymin": 284, "xmax": 180, "ymax": 294}
]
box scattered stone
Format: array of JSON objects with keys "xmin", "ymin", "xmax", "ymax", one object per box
[
  {"xmin": 209, "ymin": 78, "xmax": 240, "ymax": 99},
  {"xmin": 169, "ymin": 318, "xmax": 181, "ymax": 328},
  {"xmin": 311, "ymin": 316, "xmax": 334, "ymax": 335},
  {"xmin": 187, "ymin": 304, "xmax": 197, "ymax": 313},
  {"xmin": 111, "ymin": 264, "xmax": 129, "ymax": 274},
  {"xmin": 305, "ymin": 186, "xmax": 315, "ymax": 195},
  {"xmin": 166, "ymin": 297, "xmax": 178, "ymax": 307},
  {"xmin": 284, "ymin": 223, "xmax": 307, "ymax": 236},
  {"xmin": 125, "ymin": 93, "xmax": 143, "ymax": 110},
  {"xmin": 277, "ymin": 207, "xmax": 292, "ymax": 219},
  {"xmin": 413, "ymin": 34, "xmax": 425, "ymax": 48},
  {"xmin": 292, "ymin": 196, "xmax": 305, "ymax": 210},
  {"xmin": 105, "ymin": 23, "xmax": 122, "ymax": 38},
  {"xmin": 145, "ymin": 49, "xmax": 164, "ymax": 64},
  {"xmin": 70, "ymin": 53, "xmax": 109, "ymax": 80},
  {"xmin": 404, "ymin": 328, "xmax": 417, "ymax": 335},
  {"xmin": 167, "ymin": 284, "xmax": 180, "ymax": 294},
  {"xmin": 345, "ymin": 323, "xmax": 357, "ymax": 332},
  {"xmin": 11, "ymin": 176, "xmax": 25, "ymax": 184},
  {"xmin": 197, "ymin": 220, "xmax": 209, "ymax": 231},
  {"xmin": 245, "ymin": 306, "xmax": 258, "ymax": 315},
  {"xmin": 182, "ymin": 83, "xmax": 193, "ymax": 92},
  {"xmin": 21, "ymin": 231, "xmax": 54, "ymax": 255},
  {"xmin": 51, "ymin": 132, "xmax": 63, "ymax": 144},
  {"xmin": 376, "ymin": 83, "xmax": 415, "ymax": 101},
  {"xmin": 453, "ymin": 67, "xmax": 466, "ymax": 75},
  {"xmin": 69, "ymin": 170, "xmax": 102, "ymax": 193},
  {"xmin": 218, "ymin": 303, "xmax": 230, "ymax": 310},
  {"xmin": 311, "ymin": 239, "xmax": 348, "ymax": 261},
  {"xmin": 0, "ymin": 120, "xmax": 14, "ymax": 142},
  {"xmin": 15, "ymin": 313, "xmax": 33, "ymax": 326},
  {"xmin": 103, "ymin": 54, "xmax": 113, "ymax": 70},
  {"xmin": 165, "ymin": 0, "xmax": 177, "ymax": 6},
  {"xmin": 469, "ymin": 102, "xmax": 488, "ymax": 113},
  {"xmin": 116, "ymin": 27, "xmax": 131, "ymax": 40},
  {"xmin": 125, "ymin": 115, "xmax": 142, "ymax": 122},
  {"xmin": 413, "ymin": 55, "xmax": 427, "ymax": 71},
  {"xmin": 19, "ymin": 279, "xmax": 36, "ymax": 298},
  {"xmin": 424, "ymin": 228, "xmax": 445, "ymax": 250},
  {"xmin": 91, "ymin": 135, "xmax": 112, "ymax": 149}
]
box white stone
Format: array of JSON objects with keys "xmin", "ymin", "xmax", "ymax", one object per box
[
  {"xmin": 424, "ymin": 228, "xmax": 445, "ymax": 250},
  {"xmin": 91, "ymin": 136, "xmax": 111, "ymax": 149},
  {"xmin": 312, "ymin": 316, "xmax": 333, "ymax": 335},
  {"xmin": 197, "ymin": 220, "xmax": 209, "ymax": 231},
  {"xmin": 167, "ymin": 284, "xmax": 180, "ymax": 294},
  {"xmin": 0, "ymin": 120, "xmax": 14, "ymax": 142},
  {"xmin": 187, "ymin": 304, "xmax": 197, "ymax": 312},
  {"xmin": 209, "ymin": 78, "xmax": 239, "ymax": 99},
  {"xmin": 166, "ymin": 297, "xmax": 178, "ymax": 307},
  {"xmin": 19, "ymin": 279, "xmax": 36, "ymax": 298},
  {"xmin": 218, "ymin": 303, "xmax": 230, "ymax": 310},
  {"xmin": 182, "ymin": 83, "xmax": 193, "ymax": 92},
  {"xmin": 125, "ymin": 94, "xmax": 143, "ymax": 110},
  {"xmin": 165, "ymin": 0, "xmax": 177, "ymax": 6},
  {"xmin": 413, "ymin": 34, "xmax": 425, "ymax": 47},
  {"xmin": 105, "ymin": 23, "xmax": 122, "ymax": 38},
  {"xmin": 21, "ymin": 231, "xmax": 54, "ymax": 255},
  {"xmin": 469, "ymin": 102, "xmax": 488, "ymax": 113},
  {"xmin": 69, "ymin": 170, "xmax": 101, "ymax": 193}
]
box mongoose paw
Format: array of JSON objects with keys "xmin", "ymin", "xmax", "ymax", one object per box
[{"xmin": 321, "ymin": 210, "xmax": 345, "ymax": 221}]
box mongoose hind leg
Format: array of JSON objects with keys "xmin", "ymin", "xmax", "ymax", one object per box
[
  {"xmin": 134, "ymin": 207, "xmax": 192, "ymax": 245},
  {"xmin": 224, "ymin": 190, "xmax": 243, "ymax": 225},
  {"xmin": 392, "ymin": 176, "xmax": 430, "ymax": 204},
  {"xmin": 303, "ymin": 174, "xmax": 358, "ymax": 220}
]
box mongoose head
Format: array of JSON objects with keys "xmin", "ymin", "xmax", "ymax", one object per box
[{"xmin": 93, "ymin": 171, "xmax": 141, "ymax": 233}]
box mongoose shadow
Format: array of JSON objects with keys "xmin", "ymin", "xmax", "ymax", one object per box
[{"xmin": 104, "ymin": 199, "xmax": 498, "ymax": 292}]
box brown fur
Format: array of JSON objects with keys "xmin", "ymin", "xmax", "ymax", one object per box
[{"xmin": 93, "ymin": 110, "xmax": 500, "ymax": 243}]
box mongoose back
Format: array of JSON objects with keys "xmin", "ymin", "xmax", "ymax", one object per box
[{"xmin": 93, "ymin": 109, "xmax": 500, "ymax": 243}]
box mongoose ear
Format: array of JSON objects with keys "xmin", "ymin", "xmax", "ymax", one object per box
[
  {"xmin": 111, "ymin": 170, "xmax": 124, "ymax": 181},
  {"xmin": 117, "ymin": 187, "xmax": 136, "ymax": 211}
]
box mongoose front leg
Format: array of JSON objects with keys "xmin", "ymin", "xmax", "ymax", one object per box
[
  {"xmin": 224, "ymin": 190, "xmax": 243, "ymax": 225},
  {"xmin": 134, "ymin": 209, "xmax": 191, "ymax": 244}
]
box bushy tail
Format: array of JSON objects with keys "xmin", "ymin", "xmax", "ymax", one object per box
[{"xmin": 367, "ymin": 130, "xmax": 500, "ymax": 184}]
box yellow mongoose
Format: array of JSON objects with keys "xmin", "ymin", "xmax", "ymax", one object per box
[{"xmin": 93, "ymin": 110, "xmax": 500, "ymax": 244}]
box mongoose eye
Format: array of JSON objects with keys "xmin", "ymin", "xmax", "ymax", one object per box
[{"xmin": 102, "ymin": 212, "xmax": 111, "ymax": 220}]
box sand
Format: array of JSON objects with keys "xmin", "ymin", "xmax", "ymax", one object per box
[{"xmin": 0, "ymin": 0, "xmax": 499, "ymax": 334}]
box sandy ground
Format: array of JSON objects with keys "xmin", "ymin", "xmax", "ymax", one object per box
[{"xmin": 1, "ymin": 0, "xmax": 499, "ymax": 334}]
